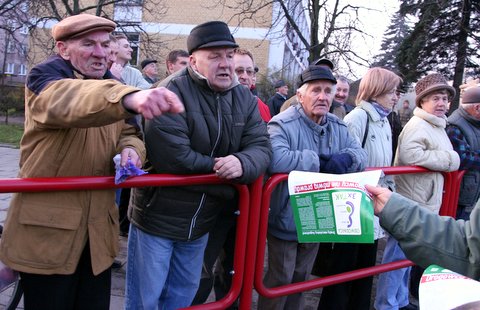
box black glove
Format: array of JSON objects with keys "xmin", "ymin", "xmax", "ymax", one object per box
[
  {"xmin": 322, "ymin": 153, "xmax": 353, "ymax": 174},
  {"xmin": 319, "ymin": 154, "xmax": 331, "ymax": 172}
]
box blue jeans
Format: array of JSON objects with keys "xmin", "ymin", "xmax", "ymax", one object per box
[
  {"xmin": 374, "ymin": 235, "xmax": 411, "ymax": 310},
  {"xmin": 125, "ymin": 224, "xmax": 209, "ymax": 310}
]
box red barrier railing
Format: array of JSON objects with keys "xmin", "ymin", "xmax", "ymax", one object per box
[
  {"xmin": 0, "ymin": 167, "xmax": 466, "ymax": 309},
  {"xmin": 251, "ymin": 167, "xmax": 464, "ymax": 307},
  {"xmin": 0, "ymin": 174, "xmax": 250, "ymax": 310}
]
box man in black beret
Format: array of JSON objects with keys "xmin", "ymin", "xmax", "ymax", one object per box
[
  {"xmin": 140, "ymin": 58, "xmax": 159, "ymax": 84},
  {"xmin": 267, "ymin": 79, "xmax": 289, "ymax": 116},
  {"xmin": 258, "ymin": 65, "xmax": 367, "ymax": 310},
  {"xmin": 447, "ymin": 85, "xmax": 480, "ymax": 220},
  {"xmin": 126, "ymin": 20, "xmax": 272, "ymax": 309},
  {"xmin": 0, "ymin": 13, "xmax": 183, "ymax": 310}
]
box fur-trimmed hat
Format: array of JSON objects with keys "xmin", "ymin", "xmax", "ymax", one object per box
[
  {"xmin": 52, "ymin": 14, "xmax": 116, "ymax": 42},
  {"xmin": 462, "ymin": 87, "xmax": 480, "ymax": 104},
  {"xmin": 297, "ymin": 65, "xmax": 337, "ymax": 88},
  {"xmin": 415, "ymin": 73, "xmax": 455, "ymax": 107},
  {"xmin": 187, "ymin": 21, "xmax": 238, "ymax": 54}
]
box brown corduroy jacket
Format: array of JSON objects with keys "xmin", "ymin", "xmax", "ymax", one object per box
[{"xmin": 0, "ymin": 55, "xmax": 145, "ymax": 275}]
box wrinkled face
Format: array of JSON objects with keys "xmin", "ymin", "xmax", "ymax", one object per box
[
  {"xmin": 57, "ymin": 30, "xmax": 111, "ymax": 79},
  {"xmin": 278, "ymin": 85, "xmax": 289, "ymax": 96},
  {"xmin": 233, "ymin": 53, "xmax": 255, "ymax": 88},
  {"xmin": 143, "ymin": 62, "xmax": 158, "ymax": 77},
  {"xmin": 298, "ymin": 80, "xmax": 335, "ymax": 124},
  {"xmin": 421, "ymin": 90, "xmax": 449, "ymax": 117},
  {"xmin": 375, "ymin": 88, "xmax": 399, "ymax": 110},
  {"xmin": 334, "ymin": 80, "xmax": 350, "ymax": 103},
  {"xmin": 190, "ymin": 47, "xmax": 235, "ymax": 92},
  {"xmin": 116, "ymin": 38, "xmax": 132, "ymax": 63},
  {"xmin": 167, "ymin": 56, "xmax": 189, "ymax": 74}
]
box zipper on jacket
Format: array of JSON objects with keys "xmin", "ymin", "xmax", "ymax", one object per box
[{"xmin": 187, "ymin": 93, "xmax": 223, "ymax": 240}]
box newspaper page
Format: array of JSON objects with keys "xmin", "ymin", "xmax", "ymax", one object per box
[{"xmin": 288, "ymin": 170, "xmax": 381, "ymax": 243}]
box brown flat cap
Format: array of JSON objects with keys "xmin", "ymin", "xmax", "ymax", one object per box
[
  {"xmin": 462, "ymin": 87, "xmax": 480, "ymax": 104},
  {"xmin": 52, "ymin": 14, "xmax": 116, "ymax": 41}
]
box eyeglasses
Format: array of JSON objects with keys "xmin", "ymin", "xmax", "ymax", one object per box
[{"xmin": 235, "ymin": 68, "xmax": 255, "ymax": 77}]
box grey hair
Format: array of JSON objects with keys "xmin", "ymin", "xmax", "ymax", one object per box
[
  {"xmin": 296, "ymin": 82, "xmax": 337, "ymax": 96},
  {"xmin": 335, "ymin": 75, "xmax": 349, "ymax": 84}
]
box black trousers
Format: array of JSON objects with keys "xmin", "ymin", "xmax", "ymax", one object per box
[
  {"xmin": 317, "ymin": 241, "xmax": 378, "ymax": 310},
  {"xmin": 20, "ymin": 243, "xmax": 111, "ymax": 310},
  {"xmin": 118, "ymin": 188, "xmax": 131, "ymax": 235}
]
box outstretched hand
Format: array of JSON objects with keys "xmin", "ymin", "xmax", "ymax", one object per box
[
  {"xmin": 364, "ymin": 184, "xmax": 392, "ymax": 215},
  {"xmin": 123, "ymin": 87, "xmax": 184, "ymax": 120}
]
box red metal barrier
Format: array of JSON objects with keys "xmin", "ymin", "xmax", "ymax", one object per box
[
  {"xmin": 252, "ymin": 166, "xmax": 463, "ymax": 305},
  {"xmin": 0, "ymin": 167, "xmax": 466, "ymax": 309},
  {"xmin": 0, "ymin": 174, "xmax": 250, "ymax": 310}
]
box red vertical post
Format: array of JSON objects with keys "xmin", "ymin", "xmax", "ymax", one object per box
[{"xmin": 238, "ymin": 176, "xmax": 264, "ymax": 310}]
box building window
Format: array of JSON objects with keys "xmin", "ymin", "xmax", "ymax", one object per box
[
  {"xmin": 19, "ymin": 64, "xmax": 27, "ymax": 76},
  {"xmin": 5, "ymin": 63, "xmax": 15, "ymax": 74},
  {"xmin": 20, "ymin": 24, "xmax": 28, "ymax": 35},
  {"xmin": 20, "ymin": 2, "xmax": 28, "ymax": 12},
  {"xmin": 117, "ymin": 0, "xmax": 143, "ymax": 5},
  {"xmin": 114, "ymin": 6, "xmax": 143, "ymax": 22},
  {"xmin": 20, "ymin": 44, "xmax": 27, "ymax": 56},
  {"xmin": 7, "ymin": 41, "xmax": 15, "ymax": 53},
  {"xmin": 6, "ymin": 20, "xmax": 16, "ymax": 30}
]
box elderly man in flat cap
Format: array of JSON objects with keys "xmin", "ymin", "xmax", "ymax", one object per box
[
  {"xmin": 447, "ymin": 85, "xmax": 480, "ymax": 220},
  {"xmin": 257, "ymin": 65, "xmax": 367, "ymax": 310},
  {"xmin": 0, "ymin": 13, "xmax": 183, "ymax": 309},
  {"xmin": 125, "ymin": 20, "xmax": 271, "ymax": 309}
]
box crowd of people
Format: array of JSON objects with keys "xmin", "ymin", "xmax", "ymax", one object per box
[{"xmin": 1, "ymin": 13, "xmax": 480, "ymax": 310}]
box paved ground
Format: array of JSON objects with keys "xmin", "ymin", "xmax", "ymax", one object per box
[{"xmin": 0, "ymin": 144, "xmax": 394, "ymax": 309}]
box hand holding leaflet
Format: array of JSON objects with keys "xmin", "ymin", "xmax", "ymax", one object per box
[{"xmin": 113, "ymin": 154, "xmax": 148, "ymax": 185}]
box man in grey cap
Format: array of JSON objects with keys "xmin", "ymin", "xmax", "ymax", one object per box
[
  {"xmin": 0, "ymin": 13, "xmax": 183, "ymax": 309},
  {"xmin": 257, "ymin": 65, "xmax": 366, "ymax": 310},
  {"xmin": 126, "ymin": 20, "xmax": 271, "ymax": 309},
  {"xmin": 447, "ymin": 85, "xmax": 480, "ymax": 220}
]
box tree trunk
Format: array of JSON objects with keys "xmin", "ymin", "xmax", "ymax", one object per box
[{"xmin": 450, "ymin": 0, "xmax": 471, "ymax": 114}]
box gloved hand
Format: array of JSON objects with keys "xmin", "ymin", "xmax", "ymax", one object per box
[
  {"xmin": 322, "ymin": 153, "xmax": 352, "ymax": 174},
  {"xmin": 319, "ymin": 154, "xmax": 331, "ymax": 172}
]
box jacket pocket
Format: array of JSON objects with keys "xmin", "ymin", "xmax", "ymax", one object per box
[{"xmin": 12, "ymin": 200, "xmax": 82, "ymax": 268}]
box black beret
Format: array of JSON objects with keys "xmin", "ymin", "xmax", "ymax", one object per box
[
  {"xmin": 462, "ymin": 87, "xmax": 480, "ymax": 104},
  {"xmin": 187, "ymin": 21, "xmax": 238, "ymax": 54},
  {"xmin": 140, "ymin": 59, "xmax": 157, "ymax": 69},
  {"xmin": 297, "ymin": 65, "xmax": 337, "ymax": 88},
  {"xmin": 274, "ymin": 80, "xmax": 286, "ymax": 88},
  {"xmin": 311, "ymin": 58, "xmax": 334, "ymax": 71}
]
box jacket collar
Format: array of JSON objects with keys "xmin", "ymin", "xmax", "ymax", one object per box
[
  {"xmin": 413, "ymin": 107, "xmax": 447, "ymax": 128},
  {"xmin": 187, "ymin": 65, "xmax": 239, "ymax": 93},
  {"xmin": 458, "ymin": 106, "xmax": 480, "ymax": 127}
]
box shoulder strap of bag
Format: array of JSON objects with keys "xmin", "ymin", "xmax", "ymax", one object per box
[{"xmin": 361, "ymin": 109, "xmax": 370, "ymax": 148}]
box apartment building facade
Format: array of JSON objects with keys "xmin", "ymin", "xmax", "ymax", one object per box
[
  {"xmin": 0, "ymin": 2, "xmax": 29, "ymax": 86},
  {"xmin": 6, "ymin": 0, "xmax": 310, "ymax": 85}
]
